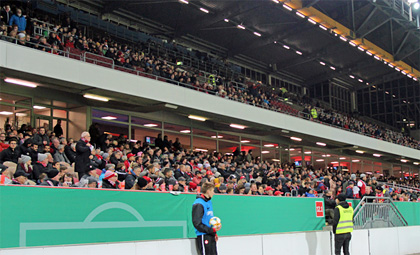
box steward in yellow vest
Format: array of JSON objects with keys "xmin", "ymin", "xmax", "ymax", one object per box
[
  {"xmin": 311, "ymin": 107, "xmax": 318, "ymax": 119},
  {"xmin": 333, "ymin": 193, "xmax": 353, "ymax": 255}
]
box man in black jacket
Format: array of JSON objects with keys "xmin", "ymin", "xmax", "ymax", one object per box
[
  {"xmin": 192, "ymin": 182, "xmax": 221, "ymax": 255},
  {"xmin": 0, "ymin": 138, "xmax": 19, "ymax": 163},
  {"xmin": 75, "ymin": 131, "xmax": 92, "ymax": 179},
  {"xmin": 324, "ymin": 190, "xmax": 336, "ymax": 225}
]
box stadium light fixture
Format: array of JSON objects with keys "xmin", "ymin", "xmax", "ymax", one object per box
[
  {"xmin": 211, "ymin": 135, "xmax": 223, "ymax": 138},
  {"xmin": 272, "ymin": 159, "xmax": 281, "ymax": 162},
  {"xmin": 358, "ymin": 79, "xmax": 363, "ymax": 83},
  {"xmin": 339, "ymin": 36, "xmax": 347, "ymax": 42},
  {"xmin": 330, "ymin": 66, "xmax": 336, "ymax": 70},
  {"xmin": 262, "ymin": 151, "xmax": 270, "ymax": 154},
  {"xmin": 413, "ymin": 77, "xmax": 418, "ymax": 81},
  {"xmin": 241, "ymin": 140, "xmax": 250, "ymax": 143},
  {"xmin": 352, "ymin": 159, "xmax": 360, "ymax": 162},
  {"xmin": 179, "ymin": 0, "xmax": 189, "ymax": 4},
  {"xmin": 188, "ymin": 115, "xmax": 206, "ymax": 121},
  {"xmin": 316, "ymin": 159, "xmax": 324, "ymax": 162},
  {"xmin": 200, "ymin": 8, "xmax": 209, "ymax": 13},
  {"xmin": 283, "ymin": 45, "xmax": 290, "ymax": 49},
  {"xmin": 374, "ymin": 55, "xmax": 381, "ymax": 61},
  {"xmin": 101, "ymin": 116, "xmax": 117, "ymax": 120},
  {"xmin": 295, "ymin": 51, "xmax": 303, "ymax": 55},
  {"xmin": 349, "ymin": 75, "xmax": 355, "ymax": 79},
  {"xmin": 401, "ymin": 159, "xmax": 408, "ymax": 163},
  {"xmin": 407, "ymin": 74, "xmax": 413, "ymax": 78},
  {"xmin": 366, "ymin": 51, "xmax": 373, "ymax": 56},
  {"xmin": 308, "ymin": 18, "xmax": 317, "ymax": 24},
  {"xmin": 289, "ymin": 148, "xmax": 295, "ymax": 151},
  {"xmin": 319, "ymin": 25, "xmax": 327, "ymax": 30},
  {"xmin": 304, "ymin": 151, "xmax": 312, "ymax": 154},
  {"xmin": 33, "ymin": 105, "xmax": 46, "ymax": 109},
  {"xmin": 144, "ymin": 124, "xmax": 158, "ymax": 127},
  {"xmin": 283, "ymin": 4, "xmax": 293, "ymax": 11},
  {"xmin": 414, "ymin": 162, "xmax": 419, "ymax": 165},
  {"xmin": 330, "ymin": 161, "xmax": 339, "ymax": 164},
  {"xmin": 339, "ymin": 157, "xmax": 346, "ymax": 160},
  {"xmin": 356, "ymin": 150, "xmax": 364, "ymax": 154},
  {"xmin": 373, "ymin": 154, "xmax": 381, "ymax": 157},
  {"xmin": 385, "ymin": 91, "xmax": 390, "ymax": 94},
  {"xmin": 179, "ymin": 130, "xmax": 190, "ymax": 133},
  {"xmin": 84, "ymin": 94, "xmax": 109, "ymax": 102},
  {"xmin": 349, "ymin": 41, "xmax": 357, "ymax": 47},
  {"xmin": 272, "ymin": 0, "xmax": 280, "ymax": 3},
  {"xmin": 253, "ymin": 32, "xmax": 262, "ymax": 37},
  {"xmin": 414, "ymin": 2, "xmax": 420, "ymax": 9},
  {"xmin": 290, "ymin": 137, "xmax": 302, "ymax": 142},
  {"xmin": 4, "ymin": 78, "xmax": 38, "ymax": 88},
  {"xmin": 0, "ymin": 111, "xmax": 13, "ymax": 115},
  {"xmin": 264, "ymin": 144, "xmax": 275, "ymax": 147},
  {"xmin": 388, "ymin": 63, "xmax": 394, "ymax": 68},
  {"xmin": 230, "ymin": 124, "xmax": 246, "ymax": 129},
  {"xmin": 296, "ymin": 12, "xmax": 306, "ymax": 18},
  {"xmin": 237, "ymin": 24, "xmax": 246, "ymax": 30},
  {"xmin": 316, "ymin": 142, "xmax": 326, "ymax": 146},
  {"xmin": 357, "ymin": 46, "xmax": 365, "ymax": 52},
  {"xmin": 319, "ymin": 61, "xmax": 326, "ymax": 65},
  {"xmin": 224, "ymin": 19, "xmax": 229, "ymax": 22}
]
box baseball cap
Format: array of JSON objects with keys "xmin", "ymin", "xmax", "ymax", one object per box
[
  {"xmin": 265, "ymin": 186, "xmax": 275, "ymax": 191},
  {"xmin": 206, "ymin": 170, "xmax": 213, "ymax": 176},
  {"xmin": 240, "ymin": 176, "xmax": 246, "ymax": 180},
  {"xmin": 127, "ymin": 153, "xmax": 135, "ymax": 158},
  {"xmin": 14, "ymin": 170, "xmax": 29, "ymax": 178}
]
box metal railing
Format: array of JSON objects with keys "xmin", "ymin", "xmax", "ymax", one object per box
[
  {"xmin": 1, "ymin": 35, "xmax": 419, "ymax": 151},
  {"xmin": 378, "ymin": 181, "xmax": 420, "ymax": 193},
  {"xmin": 353, "ymin": 196, "xmax": 408, "ymax": 229}
]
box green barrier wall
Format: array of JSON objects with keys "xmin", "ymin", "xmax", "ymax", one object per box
[
  {"xmin": 394, "ymin": 202, "xmax": 420, "ymax": 226},
  {"xmin": 0, "ymin": 185, "xmax": 325, "ymax": 248}
]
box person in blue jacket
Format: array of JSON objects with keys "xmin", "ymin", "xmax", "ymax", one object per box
[
  {"xmin": 192, "ymin": 182, "xmax": 221, "ymax": 255},
  {"xmin": 9, "ymin": 8, "xmax": 26, "ymax": 32}
]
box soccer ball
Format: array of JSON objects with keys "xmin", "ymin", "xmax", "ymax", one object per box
[{"xmin": 209, "ymin": 216, "xmax": 222, "ymax": 229}]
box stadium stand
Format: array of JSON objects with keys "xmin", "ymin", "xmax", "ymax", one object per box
[{"xmin": 0, "ymin": 1, "xmax": 419, "ymax": 201}]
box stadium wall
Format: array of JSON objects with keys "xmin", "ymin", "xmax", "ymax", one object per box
[
  {"xmin": 1, "ymin": 41, "xmax": 419, "ymax": 160},
  {"xmin": 1, "ymin": 226, "xmax": 420, "ymax": 255},
  {"xmin": 0, "ymin": 185, "xmax": 325, "ymax": 249}
]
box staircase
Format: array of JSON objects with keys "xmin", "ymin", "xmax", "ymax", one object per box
[{"xmin": 353, "ymin": 196, "xmax": 408, "ymax": 229}]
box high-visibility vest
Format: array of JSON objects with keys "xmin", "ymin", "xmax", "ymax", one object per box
[
  {"xmin": 311, "ymin": 108, "xmax": 318, "ymax": 119},
  {"xmin": 336, "ymin": 205, "xmax": 354, "ymax": 234},
  {"xmin": 208, "ymin": 75, "xmax": 216, "ymax": 86}
]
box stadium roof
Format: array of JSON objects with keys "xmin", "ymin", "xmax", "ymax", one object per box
[{"xmin": 74, "ymin": 0, "xmax": 420, "ymax": 88}]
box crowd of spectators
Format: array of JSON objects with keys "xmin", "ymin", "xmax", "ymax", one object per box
[
  {"xmin": 0, "ymin": 122, "xmax": 419, "ymax": 208},
  {"xmin": 0, "ymin": 3, "xmax": 419, "ymax": 151}
]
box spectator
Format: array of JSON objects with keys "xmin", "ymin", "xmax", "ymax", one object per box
[
  {"xmin": 60, "ymin": 173, "xmax": 75, "ymax": 187},
  {"xmin": 102, "ymin": 170, "xmax": 120, "ymax": 189},
  {"xmin": 32, "ymin": 153, "xmax": 49, "ymax": 181},
  {"xmin": 12, "ymin": 170, "xmax": 29, "ymax": 185},
  {"xmin": 9, "ymin": 8, "xmax": 26, "ymax": 33},
  {"xmin": 54, "ymin": 145, "xmax": 70, "ymax": 163},
  {"xmin": 0, "ymin": 133, "xmax": 9, "ymax": 152},
  {"xmin": 324, "ymin": 190, "xmax": 336, "ymax": 225},
  {"xmin": 0, "ymin": 164, "xmax": 12, "ymax": 184},
  {"xmin": 39, "ymin": 169, "xmax": 60, "ymax": 186},
  {"xmin": 75, "ymin": 131, "xmax": 92, "ymax": 179},
  {"xmin": 53, "ymin": 119, "xmax": 64, "ymax": 138},
  {"xmin": 0, "ymin": 137, "xmax": 19, "ymax": 163},
  {"xmin": 125, "ymin": 166, "xmax": 142, "ymax": 190},
  {"xmin": 1, "ymin": 5, "xmax": 13, "ymax": 24},
  {"xmin": 33, "ymin": 127, "xmax": 50, "ymax": 152},
  {"xmin": 17, "ymin": 155, "xmax": 33, "ymax": 180}
]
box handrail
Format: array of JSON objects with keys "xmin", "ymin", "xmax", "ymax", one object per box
[
  {"xmin": 1, "ymin": 35, "xmax": 419, "ymax": 151},
  {"xmin": 353, "ymin": 196, "xmax": 408, "ymax": 227}
]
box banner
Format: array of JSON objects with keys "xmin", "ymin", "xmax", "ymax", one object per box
[{"xmin": 0, "ymin": 186, "xmax": 325, "ymax": 248}]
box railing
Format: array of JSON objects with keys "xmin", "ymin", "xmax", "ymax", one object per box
[
  {"xmin": 353, "ymin": 196, "xmax": 408, "ymax": 229},
  {"xmin": 1, "ymin": 35, "xmax": 419, "ymax": 151},
  {"xmin": 378, "ymin": 181, "xmax": 420, "ymax": 193}
]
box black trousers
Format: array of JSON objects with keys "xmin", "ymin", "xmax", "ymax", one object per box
[
  {"xmin": 335, "ymin": 232, "xmax": 352, "ymax": 255},
  {"xmin": 196, "ymin": 234, "xmax": 217, "ymax": 255}
]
